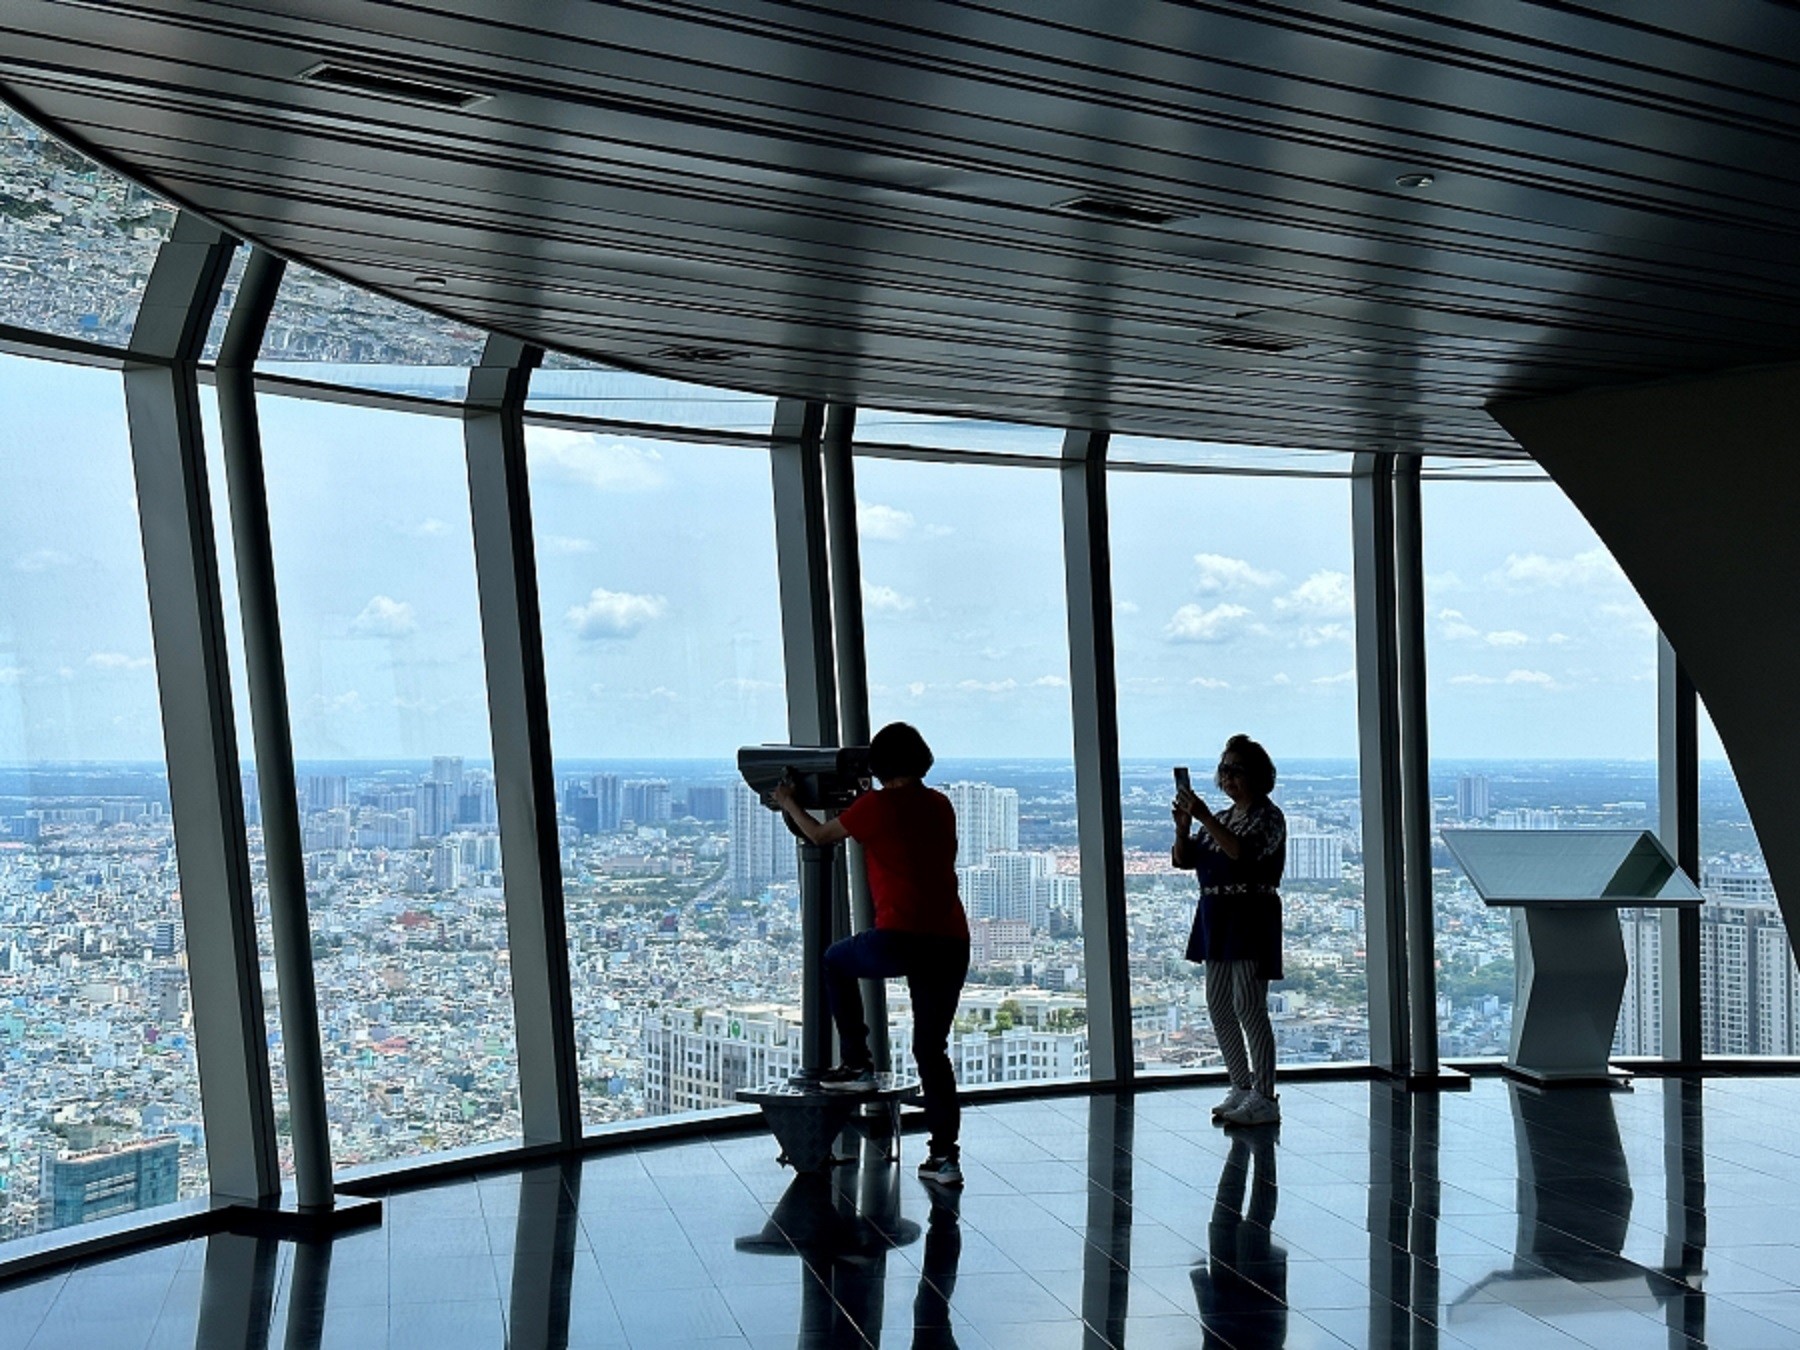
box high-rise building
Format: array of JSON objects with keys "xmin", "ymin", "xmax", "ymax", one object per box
[
  {"xmin": 301, "ymin": 774, "xmax": 348, "ymax": 813},
  {"xmin": 37, "ymin": 1138, "xmax": 181, "ymax": 1231},
  {"xmin": 432, "ymin": 841, "xmax": 462, "ymax": 892},
  {"xmin": 592, "ymin": 774, "xmax": 623, "ymax": 832},
  {"xmin": 149, "ymin": 920, "xmax": 176, "ymax": 957},
  {"xmin": 729, "ymin": 782, "xmax": 797, "ymax": 898},
  {"xmin": 943, "ymin": 781, "xmax": 1019, "ymax": 866},
  {"xmin": 1493, "ymin": 808, "xmax": 1559, "ymax": 830},
  {"xmin": 622, "ymin": 779, "xmax": 672, "ymax": 826},
  {"xmin": 569, "ymin": 787, "xmax": 600, "ymax": 836},
  {"xmin": 430, "ymin": 756, "xmax": 464, "ymax": 802},
  {"xmin": 1456, "ymin": 773, "xmax": 1491, "ymax": 821},
  {"xmin": 687, "ymin": 786, "xmax": 729, "ymax": 822},
  {"xmin": 1286, "ymin": 834, "xmax": 1344, "ymax": 883},
  {"xmin": 414, "ymin": 780, "xmax": 456, "ymax": 838}
]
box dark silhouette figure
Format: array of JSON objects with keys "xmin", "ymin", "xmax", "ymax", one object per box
[{"xmin": 1192, "ymin": 1129, "xmax": 1287, "ymax": 1348}]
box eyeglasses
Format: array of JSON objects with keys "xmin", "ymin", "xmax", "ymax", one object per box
[{"xmin": 1217, "ymin": 762, "xmax": 1247, "ymax": 778}]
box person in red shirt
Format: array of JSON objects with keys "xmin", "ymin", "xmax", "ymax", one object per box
[{"xmin": 773, "ymin": 722, "xmax": 970, "ymax": 1186}]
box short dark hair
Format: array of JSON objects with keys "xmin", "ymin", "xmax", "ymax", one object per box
[
  {"xmin": 868, "ymin": 722, "xmax": 934, "ymax": 781},
  {"xmin": 1217, "ymin": 733, "xmax": 1276, "ymax": 796}
]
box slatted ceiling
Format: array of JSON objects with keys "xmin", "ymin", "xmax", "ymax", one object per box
[{"xmin": 8, "ymin": 7, "xmax": 1800, "ymax": 455}]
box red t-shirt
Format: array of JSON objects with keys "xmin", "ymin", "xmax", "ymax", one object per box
[{"xmin": 838, "ymin": 784, "xmax": 970, "ymax": 939}]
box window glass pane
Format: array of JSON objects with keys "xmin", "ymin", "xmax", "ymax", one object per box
[
  {"xmin": 0, "ymin": 353, "xmax": 208, "ymax": 1240},
  {"xmin": 258, "ymin": 394, "xmax": 520, "ymax": 1168},
  {"xmin": 1422, "ymin": 479, "xmax": 1658, "ymax": 1059},
  {"xmin": 0, "ymin": 105, "xmax": 177, "ymax": 347},
  {"xmin": 854, "ymin": 410, "xmax": 1063, "ymax": 457},
  {"xmin": 524, "ymin": 428, "xmax": 788, "ymax": 1127},
  {"xmin": 257, "ymin": 265, "xmax": 485, "ymax": 402},
  {"xmin": 1697, "ymin": 699, "xmax": 1793, "ymax": 1054},
  {"xmin": 1109, "ymin": 437, "xmax": 1351, "ymax": 476},
  {"xmin": 528, "ymin": 354, "xmax": 776, "ymax": 435},
  {"xmin": 1110, "ymin": 469, "xmax": 1365, "ymax": 1071},
  {"xmin": 857, "ymin": 457, "xmax": 1084, "ymax": 1085}
]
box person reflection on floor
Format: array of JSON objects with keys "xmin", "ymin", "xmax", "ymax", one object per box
[
  {"xmin": 912, "ymin": 1182, "xmax": 963, "ymax": 1349},
  {"xmin": 1192, "ymin": 1128, "xmax": 1287, "ymax": 1349}
]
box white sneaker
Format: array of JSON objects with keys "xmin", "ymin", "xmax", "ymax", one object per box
[
  {"xmin": 1220, "ymin": 1091, "xmax": 1281, "ymax": 1127},
  {"xmin": 1211, "ymin": 1087, "xmax": 1251, "ymax": 1121}
]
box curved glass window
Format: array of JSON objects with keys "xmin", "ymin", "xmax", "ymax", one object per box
[
  {"xmin": 256, "ymin": 265, "xmax": 485, "ymax": 402},
  {"xmin": 1422, "ymin": 477, "xmax": 1657, "ymax": 1059},
  {"xmin": 854, "ymin": 410, "xmax": 1063, "ymax": 457},
  {"xmin": 0, "ymin": 106, "xmax": 177, "ymax": 347},
  {"xmin": 1110, "ymin": 466, "xmax": 1366, "ymax": 1071},
  {"xmin": 258, "ymin": 394, "xmax": 520, "ymax": 1169},
  {"xmin": 527, "ymin": 353, "xmax": 776, "ymax": 435},
  {"xmin": 0, "ymin": 353, "xmax": 207, "ymax": 1241},
  {"xmin": 856, "ymin": 456, "xmax": 1085, "ymax": 1085},
  {"xmin": 524, "ymin": 428, "xmax": 788, "ymax": 1126}
]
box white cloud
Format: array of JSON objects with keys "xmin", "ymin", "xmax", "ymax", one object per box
[
  {"xmin": 405, "ymin": 518, "xmax": 449, "ymax": 538},
  {"xmin": 1030, "ymin": 674, "xmax": 1068, "ymax": 689},
  {"xmin": 14, "ymin": 549, "xmax": 72, "ymax": 573},
  {"xmin": 1189, "ymin": 675, "xmax": 1231, "ymax": 689},
  {"xmin": 1437, "ymin": 608, "xmax": 1481, "ymax": 642},
  {"xmin": 957, "ymin": 678, "xmax": 1018, "ymax": 694},
  {"xmin": 1546, "ymin": 632, "xmax": 1570, "ymax": 645},
  {"xmin": 863, "ymin": 583, "xmax": 916, "ymax": 614},
  {"xmin": 567, "ymin": 588, "xmax": 667, "ymax": 639},
  {"xmin": 1164, "ymin": 602, "xmax": 1253, "ymax": 643},
  {"xmin": 1274, "ymin": 570, "xmax": 1353, "ymax": 618},
  {"xmin": 1192, "ymin": 553, "xmax": 1281, "ymax": 594},
  {"xmin": 1484, "ymin": 630, "xmax": 1529, "ymax": 647},
  {"xmin": 310, "ymin": 690, "xmax": 362, "ymax": 714},
  {"xmin": 1311, "ymin": 670, "xmax": 1356, "ymax": 685},
  {"xmin": 1116, "ymin": 600, "xmax": 1141, "ymax": 616},
  {"xmin": 857, "ymin": 502, "xmax": 915, "ymax": 541},
  {"xmin": 541, "ymin": 535, "xmax": 595, "ymax": 555},
  {"xmin": 86, "ymin": 651, "xmax": 153, "ymax": 671},
  {"xmin": 1505, "ymin": 668, "xmax": 1557, "ymax": 687},
  {"xmin": 1492, "ymin": 547, "xmax": 1625, "ymax": 590},
  {"xmin": 1297, "ymin": 622, "xmax": 1351, "ymax": 648},
  {"xmin": 1271, "ymin": 673, "xmax": 1293, "ymax": 686},
  {"xmin": 906, "ymin": 681, "xmax": 926, "ymax": 697},
  {"xmin": 1449, "ymin": 674, "xmax": 1497, "ymax": 686},
  {"xmin": 716, "ymin": 677, "xmax": 780, "ymax": 694},
  {"xmin": 1597, "ymin": 602, "xmax": 1657, "ymax": 635},
  {"xmin": 350, "ymin": 595, "xmax": 417, "ymax": 636},
  {"xmin": 531, "ymin": 428, "xmax": 666, "ymax": 492},
  {"xmin": 0, "ymin": 667, "xmax": 22, "ymax": 685},
  {"xmin": 925, "ymin": 524, "xmax": 955, "ymax": 538}
]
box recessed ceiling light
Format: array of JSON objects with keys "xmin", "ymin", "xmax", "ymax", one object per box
[
  {"xmin": 651, "ymin": 345, "xmax": 735, "ymax": 364},
  {"xmin": 414, "ymin": 274, "xmax": 448, "ymax": 289},
  {"xmin": 1207, "ymin": 332, "xmax": 1308, "ymax": 355},
  {"xmin": 299, "ymin": 62, "xmax": 488, "ymax": 111},
  {"xmin": 1394, "ymin": 173, "xmax": 1435, "ymax": 190},
  {"xmin": 1058, "ymin": 195, "xmax": 1180, "ymax": 227}
]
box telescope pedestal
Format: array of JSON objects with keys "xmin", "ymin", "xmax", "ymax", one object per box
[{"xmin": 737, "ymin": 1077, "xmax": 918, "ymax": 1173}]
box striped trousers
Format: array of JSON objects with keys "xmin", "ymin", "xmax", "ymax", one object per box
[{"xmin": 1205, "ymin": 959, "xmax": 1276, "ymax": 1098}]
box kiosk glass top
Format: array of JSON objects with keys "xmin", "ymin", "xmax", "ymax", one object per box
[{"xmin": 1441, "ymin": 829, "xmax": 1704, "ymax": 909}]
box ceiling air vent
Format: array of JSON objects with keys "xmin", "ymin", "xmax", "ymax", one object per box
[
  {"xmin": 300, "ymin": 62, "xmax": 488, "ymax": 111},
  {"xmin": 1207, "ymin": 331, "xmax": 1309, "ymax": 355},
  {"xmin": 651, "ymin": 345, "xmax": 735, "ymax": 365},
  {"xmin": 1058, "ymin": 196, "xmax": 1178, "ymax": 227}
]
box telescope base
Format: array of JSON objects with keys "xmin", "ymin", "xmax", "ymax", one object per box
[{"xmin": 737, "ymin": 1075, "xmax": 919, "ymax": 1173}]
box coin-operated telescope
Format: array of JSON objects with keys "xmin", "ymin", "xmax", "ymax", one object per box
[
  {"xmin": 736, "ymin": 745, "xmax": 869, "ymax": 1089},
  {"xmin": 736, "ymin": 745, "xmax": 870, "ymax": 827}
]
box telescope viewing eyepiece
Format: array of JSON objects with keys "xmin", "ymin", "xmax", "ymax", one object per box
[{"xmin": 736, "ymin": 745, "xmax": 870, "ymax": 813}]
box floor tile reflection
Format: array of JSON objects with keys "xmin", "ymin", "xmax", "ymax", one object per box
[{"xmin": 8, "ymin": 1076, "xmax": 1800, "ymax": 1345}]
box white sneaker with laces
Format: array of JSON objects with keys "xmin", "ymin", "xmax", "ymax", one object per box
[
  {"xmin": 1211, "ymin": 1086, "xmax": 1251, "ymax": 1121},
  {"xmin": 1220, "ymin": 1091, "xmax": 1281, "ymax": 1127}
]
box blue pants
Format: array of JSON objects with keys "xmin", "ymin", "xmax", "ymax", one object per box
[{"xmin": 825, "ymin": 928, "xmax": 970, "ymax": 1158}]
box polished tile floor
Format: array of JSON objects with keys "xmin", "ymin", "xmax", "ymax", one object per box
[{"xmin": 5, "ymin": 1076, "xmax": 1800, "ymax": 1348}]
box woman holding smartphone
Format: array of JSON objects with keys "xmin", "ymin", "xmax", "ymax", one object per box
[{"xmin": 1172, "ymin": 734, "xmax": 1287, "ymax": 1126}]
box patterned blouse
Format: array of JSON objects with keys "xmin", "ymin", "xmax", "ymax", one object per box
[{"xmin": 1172, "ymin": 798, "xmax": 1287, "ymax": 980}]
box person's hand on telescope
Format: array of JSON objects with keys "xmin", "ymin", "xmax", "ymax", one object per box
[{"xmin": 772, "ymin": 779, "xmax": 797, "ymax": 810}]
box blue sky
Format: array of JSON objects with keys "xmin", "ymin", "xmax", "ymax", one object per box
[{"xmin": 0, "ymin": 354, "xmax": 1706, "ymax": 769}]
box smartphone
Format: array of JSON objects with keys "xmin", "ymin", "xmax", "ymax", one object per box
[{"xmin": 1173, "ymin": 765, "xmax": 1192, "ymax": 795}]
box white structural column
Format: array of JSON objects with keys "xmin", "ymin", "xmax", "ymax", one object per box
[
  {"xmin": 464, "ymin": 334, "xmax": 582, "ymax": 1147},
  {"xmin": 1059, "ymin": 429, "xmax": 1133, "ymax": 1085},
  {"xmin": 124, "ymin": 214, "xmax": 282, "ymax": 1203},
  {"xmin": 1351, "ymin": 453, "xmax": 1412, "ymax": 1076},
  {"xmin": 1492, "ymin": 369, "xmax": 1800, "ymax": 974}
]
